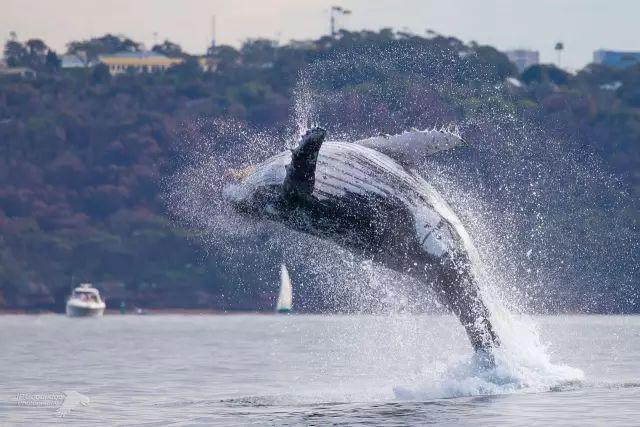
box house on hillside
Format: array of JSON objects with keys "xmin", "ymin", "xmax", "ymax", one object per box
[
  {"xmin": 505, "ymin": 49, "xmax": 540, "ymax": 73},
  {"xmin": 0, "ymin": 58, "xmax": 35, "ymax": 78},
  {"xmin": 0, "ymin": 65, "xmax": 36, "ymax": 79},
  {"xmin": 98, "ymin": 51, "xmax": 183, "ymax": 75}
]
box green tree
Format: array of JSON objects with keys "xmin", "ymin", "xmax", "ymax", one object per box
[
  {"xmin": 66, "ymin": 34, "xmax": 143, "ymax": 61},
  {"xmin": 151, "ymin": 40, "xmax": 184, "ymax": 57},
  {"xmin": 241, "ymin": 39, "xmax": 278, "ymax": 65},
  {"xmin": 166, "ymin": 57, "xmax": 202, "ymax": 81},
  {"xmin": 45, "ymin": 50, "xmax": 61, "ymax": 71},
  {"xmin": 3, "ymin": 40, "xmax": 27, "ymax": 67},
  {"xmin": 90, "ymin": 63, "xmax": 111, "ymax": 83},
  {"xmin": 522, "ymin": 64, "xmax": 570, "ymax": 85}
]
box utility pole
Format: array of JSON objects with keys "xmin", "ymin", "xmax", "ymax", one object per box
[
  {"xmin": 206, "ymin": 15, "xmax": 217, "ymax": 56},
  {"xmin": 211, "ymin": 15, "xmax": 217, "ymax": 48},
  {"xmin": 330, "ymin": 6, "xmax": 351, "ymax": 37}
]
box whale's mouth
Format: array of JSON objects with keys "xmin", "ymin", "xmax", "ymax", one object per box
[{"xmin": 222, "ymin": 166, "xmax": 257, "ymax": 210}]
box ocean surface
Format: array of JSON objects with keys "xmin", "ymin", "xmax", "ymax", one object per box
[{"xmin": 1, "ymin": 314, "xmax": 638, "ymax": 426}]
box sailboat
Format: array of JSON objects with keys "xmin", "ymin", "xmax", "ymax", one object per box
[{"xmin": 276, "ymin": 264, "xmax": 293, "ymax": 313}]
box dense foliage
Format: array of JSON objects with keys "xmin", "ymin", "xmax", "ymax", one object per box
[{"xmin": 0, "ymin": 31, "xmax": 637, "ymax": 311}]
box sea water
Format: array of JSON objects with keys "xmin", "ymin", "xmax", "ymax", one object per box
[{"xmin": 1, "ymin": 314, "xmax": 638, "ymax": 426}]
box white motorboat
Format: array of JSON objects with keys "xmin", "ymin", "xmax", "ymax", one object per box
[{"xmin": 66, "ymin": 283, "xmax": 106, "ymax": 317}]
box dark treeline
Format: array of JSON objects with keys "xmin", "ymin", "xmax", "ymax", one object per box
[{"xmin": 0, "ymin": 31, "xmax": 638, "ymax": 312}]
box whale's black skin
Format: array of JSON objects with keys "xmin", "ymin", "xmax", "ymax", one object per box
[{"xmin": 225, "ymin": 128, "xmax": 500, "ymax": 353}]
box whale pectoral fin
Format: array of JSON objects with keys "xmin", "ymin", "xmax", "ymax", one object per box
[
  {"xmin": 355, "ymin": 129, "xmax": 466, "ymax": 167},
  {"xmin": 283, "ymin": 127, "xmax": 326, "ymax": 200}
]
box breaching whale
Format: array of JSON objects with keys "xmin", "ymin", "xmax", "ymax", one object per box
[{"xmin": 224, "ymin": 127, "xmax": 500, "ymax": 354}]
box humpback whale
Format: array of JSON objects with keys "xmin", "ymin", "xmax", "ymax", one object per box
[{"xmin": 224, "ymin": 127, "xmax": 500, "ymax": 354}]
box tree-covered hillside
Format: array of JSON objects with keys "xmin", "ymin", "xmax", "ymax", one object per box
[{"xmin": 0, "ymin": 31, "xmax": 638, "ymax": 312}]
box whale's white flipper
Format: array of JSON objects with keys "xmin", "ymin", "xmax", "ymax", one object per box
[
  {"xmin": 354, "ymin": 128, "xmax": 466, "ymax": 167},
  {"xmin": 276, "ymin": 264, "xmax": 293, "ymax": 313}
]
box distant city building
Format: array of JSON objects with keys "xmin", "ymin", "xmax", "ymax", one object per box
[
  {"xmin": 505, "ymin": 49, "xmax": 540, "ymax": 72},
  {"xmin": 98, "ymin": 51, "xmax": 183, "ymax": 75},
  {"xmin": 593, "ymin": 50, "xmax": 640, "ymax": 68}
]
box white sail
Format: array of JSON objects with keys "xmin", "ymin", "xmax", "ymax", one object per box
[{"xmin": 276, "ymin": 264, "xmax": 293, "ymax": 313}]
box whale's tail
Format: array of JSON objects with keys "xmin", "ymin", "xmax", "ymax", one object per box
[{"xmin": 409, "ymin": 174, "xmax": 500, "ymax": 357}]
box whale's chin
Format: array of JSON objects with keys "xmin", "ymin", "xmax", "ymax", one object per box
[{"xmin": 222, "ymin": 183, "xmax": 246, "ymax": 206}]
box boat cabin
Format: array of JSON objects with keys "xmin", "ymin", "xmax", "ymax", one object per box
[{"xmin": 70, "ymin": 284, "xmax": 103, "ymax": 303}]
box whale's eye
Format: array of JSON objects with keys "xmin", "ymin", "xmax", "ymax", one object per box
[{"xmin": 265, "ymin": 204, "xmax": 278, "ymax": 215}]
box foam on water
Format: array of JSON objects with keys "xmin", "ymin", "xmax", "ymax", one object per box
[{"xmin": 392, "ymin": 314, "xmax": 585, "ymax": 400}]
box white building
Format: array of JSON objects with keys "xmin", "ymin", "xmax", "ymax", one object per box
[
  {"xmin": 61, "ymin": 52, "xmax": 95, "ymax": 69},
  {"xmin": 0, "ymin": 67, "xmax": 36, "ymax": 79},
  {"xmin": 98, "ymin": 51, "xmax": 183, "ymax": 75},
  {"xmin": 505, "ymin": 49, "xmax": 540, "ymax": 72}
]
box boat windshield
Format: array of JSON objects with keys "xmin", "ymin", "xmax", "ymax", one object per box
[{"xmin": 73, "ymin": 291, "xmax": 99, "ymax": 302}]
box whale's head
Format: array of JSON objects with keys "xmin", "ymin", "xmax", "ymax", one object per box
[
  {"xmin": 223, "ymin": 127, "xmax": 327, "ymax": 220},
  {"xmin": 222, "ymin": 151, "xmax": 290, "ymax": 218}
]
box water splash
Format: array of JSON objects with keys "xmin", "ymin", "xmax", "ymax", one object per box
[
  {"xmin": 392, "ymin": 311, "xmax": 585, "ymax": 400},
  {"xmin": 292, "ymin": 80, "xmax": 314, "ymax": 144},
  {"xmin": 165, "ymin": 43, "xmax": 637, "ymax": 398}
]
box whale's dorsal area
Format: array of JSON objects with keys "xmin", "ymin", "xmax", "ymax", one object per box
[{"xmin": 354, "ymin": 128, "xmax": 466, "ymax": 167}]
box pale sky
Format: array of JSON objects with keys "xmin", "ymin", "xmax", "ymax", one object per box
[{"xmin": 2, "ymin": 0, "xmax": 639, "ymax": 70}]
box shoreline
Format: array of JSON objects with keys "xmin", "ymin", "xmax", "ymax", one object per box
[
  {"xmin": 0, "ymin": 308, "xmax": 268, "ymax": 315},
  {"xmin": 0, "ymin": 309, "xmax": 638, "ymax": 316}
]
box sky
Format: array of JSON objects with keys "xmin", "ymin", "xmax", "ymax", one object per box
[{"xmin": 2, "ymin": 0, "xmax": 639, "ymax": 70}]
